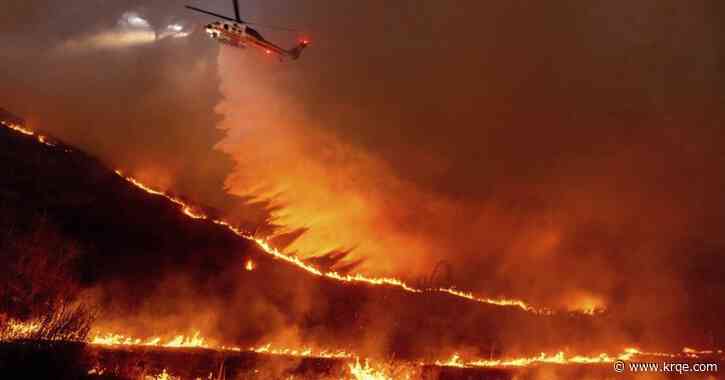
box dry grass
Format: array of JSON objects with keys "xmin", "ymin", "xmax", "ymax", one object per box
[{"xmin": 0, "ymin": 218, "xmax": 95, "ymax": 343}]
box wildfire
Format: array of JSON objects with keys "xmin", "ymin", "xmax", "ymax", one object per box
[
  {"xmin": 683, "ymin": 347, "xmax": 725, "ymax": 357},
  {"xmin": 112, "ymin": 169, "xmax": 578, "ymax": 316},
  {"xmin": 7, "ymin": 324, "xmax": 720, "ymax": 379},
  {"xmin": 91, "ymin": 332, "xmax": 208, "ymax": 349},
  {"xmin": 147, "ymin": 369, "xmax": 179, "ymax": 380},
  {"xmin": 0, "ymin": 319, "xmax": 41, "ymax": 341},
  {"xmin": 6, "ymin": 106, "xmax": 725, "ymax": 380},
  {"xmin": 89, "ymin": 330, "xmax": 682, "ymax": 371},
  {"xmin": 0, "ymin": 119, "xmax": 596, "ymax": 316},
  {"xmin": 437, "ymin": 288, "xmax": 553, "ymax": 315},
  {"xmin": 91, "ymin": 357, "xmax": 409, "ymax": 380},
  {"xmin": 87, "ymin": 329, "xmax": 722, "ymax": 371},
  {"xmin": 250, "ymin": 343, "xmax": 354, "ymax": 359},
  {"xmin": 348, "ymin": 359, "xmax": 393, "ymax": 380},
  {"xmin": 1, "ymin": 120, "xmax": 55, "ymax": 147},
  {"xmin": 433, "ymin": 347, "xmax": 699, "ymax": 369},
  {"xmin": 115, "ymin": 171, "xmax": 206, "ymax": 219},
  {"xmin": 90, "ymin": 331, "xmax": 357, "ymax": 360}
]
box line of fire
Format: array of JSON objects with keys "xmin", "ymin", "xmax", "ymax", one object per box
[
  {"xmin": 2, "ymin": 2, "xmax": 725, "ymax": 379},
  {"xmin": 2, "ymin": 108, "xmax": 723, "ymax": 378}
]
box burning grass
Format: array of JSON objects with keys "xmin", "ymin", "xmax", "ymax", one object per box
[
  {"xmin": 0, "ymin": 303, "xmax": 94, "ymax": 343},
  {"xmin": 1, "ymin": 114, "xmax": 604, "ymax": 359},
  {"xmin": 3, "ymin": 339, "xmax": 722, "ymax": 380},
  {"xmin": 2, "ymin": 117, "xmax": 724, "ymax": 379},
  {"xmin": 112, "ymin": 168, "xmax": 596, "ymax": 317},
  {"xmin": 0, "ymin": 212, "xmax": 96, "ymax": 344}
]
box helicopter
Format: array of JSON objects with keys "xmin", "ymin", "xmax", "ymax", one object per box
[{"xmin": 186, "ymin": 0, "xmax": 309, "ymax": 60}]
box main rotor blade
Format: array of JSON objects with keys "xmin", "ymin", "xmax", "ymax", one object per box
[
  {"xmin": 233, "ymin": 0, "xmax": 242, "ymax": 23},
  {"xmin": 245, "ymin": 21, "xmax": 300, "ymax": 32},
  {"xmin": 185, "ymin": 5, "xmax": 241, "ymax": 23},
  {"xmin": 186, "ymin": 5, "xmax": 299, "ymax": 33}
]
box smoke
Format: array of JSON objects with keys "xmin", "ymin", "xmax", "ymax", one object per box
[
  {"xmin": 3, "ymin": 0, "xmax": 725, "ymax": 351},
  {"xmin": 216, "ymin": 48, "xmax": 437, "ymax": 275},
  {"xmin": 59, "ymin": 12, "xmax": 191, "ymax": 51},
  {"xmin": 215, "ymin": 0, "xmax": 725, "ymax": 347},
  {"xmin": 0, "ymin": 1, "xmax": 267, "ymax": 227}
]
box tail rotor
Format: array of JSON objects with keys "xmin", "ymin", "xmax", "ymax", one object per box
[{"xmin": 289, "ymin": 38, "xmax": 310, "ymax": 60}]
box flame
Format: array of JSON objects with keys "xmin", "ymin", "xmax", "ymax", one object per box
[
  {"xmin": 88, "ymin": 329, "xmax": 716, "ymax": 372},
  {"xmin": 348, "ymin": 359, "xmax": 393, "ymax": 380},
  {"xmin": 112, "ymin": 168, "xmax": 569, "ymax": 316},
  {"xmin": 437, "ymin": 288, "xmax": 552, "ymax": 315},
  {"xmin": 1, "ymin": 121, "xmax": 55, "ymax": 147},
  {"xmin": 4, "ymin": 118, "xmax": 724, "ymax": 379},
  {"xmin": 561, "ymin": 290, "xmax": 608, "ymax": 315},
  {"xmin": 3, "ymin": 121, "xmax": 33, "ymax": 136},
  {"xmin": 114, "ymin": 171, "xmax": 207, "ymax": 219},
  {"xmin": 90, "ymin": 332, "xmax": 208, "ymax": 349},
  {"xmin": 90, "ymin": 331, "xmax": 356, "ymax": 359},
  {"xmin": 88, "ymin": 342, "xmax": 404, "ymax": 380},
  {"xmin": 25, "ymin": 325, "xmax": 723, "ymax": 378},
  {"xmin": 164, "ymin": 331, "xmax": 207, "ymax": 348},
  {"xmin": 250, "ymin": 343, "xmax": 354, "ymax": 359},
  {"xmin": 683, "ymin": 347, "xmax": 725, "ymax": 357},
  {"xmin": 146, "ymin": 369, "xmax": 179, "ymax": 380},
  {"xmin": 433, "ymin": 347, "xmax": 685, "ymax": 369},
  {"xmin": 0, "ymin": 119, "xmax": 593, "ymax": 316},
  {"xmin": 0, "ymin": 319, "xmax": 42, "ymax": 341}
]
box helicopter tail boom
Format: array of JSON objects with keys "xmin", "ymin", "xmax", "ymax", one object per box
[{"xmin": 288, "ymin": 40, "xmax": 309, "ymax": 60}]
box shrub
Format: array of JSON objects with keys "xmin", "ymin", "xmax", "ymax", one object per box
[{"xmin": 0, "ymin": 218, "xmax": 95, "ymax": 342}]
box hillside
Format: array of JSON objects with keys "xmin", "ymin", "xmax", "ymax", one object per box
[{"xmin": 0, "ymin": 116, "xmax": 608, "ymax": 361}]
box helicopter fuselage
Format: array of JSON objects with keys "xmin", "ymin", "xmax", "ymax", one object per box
[
  {"xmin": 187, "ymin": 0, "xmax": 309, "ymax": 61},
  {"xmin": 205, "ymin": 21, "xmax": 290, "ymax": 58}
]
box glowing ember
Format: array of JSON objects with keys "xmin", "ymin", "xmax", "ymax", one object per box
[{"xmin": 245, "ymin": 259, "xmax": 256, "ymax": 271}]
